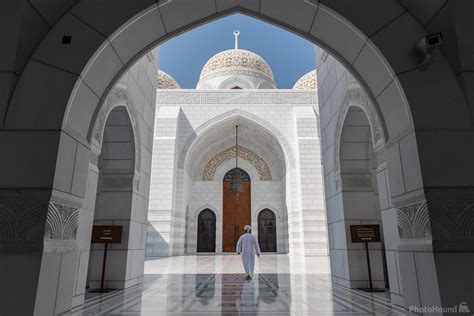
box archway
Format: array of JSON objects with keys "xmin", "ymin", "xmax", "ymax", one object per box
[
  {"xmin": 338, "ymin": 106, "xmax": 389, "ymax": 290},
  {"xmin": 175, "ymin": 112, "xmax": 291, "ymax": 255},
  {"xmin": 258, "ymin": 209, "xmax": 277, "ymax": 252},
  {"xmin": 222, "ymin": 168, "xmax": 251, "ymax": 252},
  {"xmin": 197, "ymin": 209, "xmax": 216, "ymax": 252},
  {"xmin": 87, "ymin": 106, "xmax": 138, "ymax": 290},
  {"xmin": 2, "ymin": 2, "xmax": 472, "ymax": 314}
]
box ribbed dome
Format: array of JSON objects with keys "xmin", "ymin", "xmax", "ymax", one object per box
[
  {"xmin": 293, "ymin": 70, "xmax": 317, "ymax": 90},
  {"xmin": 199, "ymin": 49, "xmax": 274, "ymax": 81},
  {"xmin": 157, "ymin": 70, "xmax": 180, "ymax": 89}
]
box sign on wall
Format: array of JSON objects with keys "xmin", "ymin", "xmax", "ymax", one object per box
[
  {"xmin": 350, "ymin": 224, "xmax": 381, "ymax": 243},
  {"xmin": 91, "ymin": 225, "xmax": 123, "ymax": 244}
]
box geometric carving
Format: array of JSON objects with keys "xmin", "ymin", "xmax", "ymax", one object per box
[
  {"xmin": 202, "ymin": 145, "xmax": 272, "ymax": 181},
  {"xmin": 0, "ymin": 201, "xmax": 48, "ymax": 242},
  {"xmin": 156, "ymin": 91, "xmax": 318, "ymax": 105},
  {"xmin": 44, "ymin": 202, "xmax": 79, "ymax": 240},
  {"xmin": 200, "ymin": 49, "xmax": 274, "ymax": 80},
  {"xmin": 293, "ymin": 70, "xmax": 317, "ymax": 90},
  {"xmin": 397, "ymin": 201, "xmax": 432, "ymax": 239},
  {"xmin": 425, "ymin": 189, "xmax": 474, "ymax": 241},
  {"xmin": 157, "ymin": 70, "xmax": 180, "ymax": 89}
]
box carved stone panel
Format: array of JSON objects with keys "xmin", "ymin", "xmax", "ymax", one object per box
[
  {"xmin": 202, "ymin": 145, "xmax": 272, "ymax": 181},
  {"xmin": 397, "ymin": 201, "xmax": 432, "ymax": 239},
  {"xmin": 44, "ymin": 202, "xmax": 79, "ymax": 240}
]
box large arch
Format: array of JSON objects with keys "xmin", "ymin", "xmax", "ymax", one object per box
[
  {"xmin": 1, "ymin": 1, "xmax": 473, "ymax": 314},
  {"xmin": 175, "ymin": 112, "xmax": 291, "ymax": 256}
]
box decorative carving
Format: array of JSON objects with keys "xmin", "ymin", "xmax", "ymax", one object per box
[
  {"xmin": 156, "ymin": 91, "xmax": 318, "ymax": 105},
  {"xmin": 0, "ymin": 201, "xmax": 48, "ymax": 242},
  {"xmin": 44, "ymin": 202, "xmax": 79, "ymax": 240},
  {"xmin": 200, "ymin": 49, "xmax": 274, "ymax": 80},
  {"xmin": 202, "ymin": 145, "xmax": 272, "ymax": 181},
  {"xmin": 425, "ymin": 189, "xmax": 474, "ymax": 241},
  {"xmin": 157, "ymin": 70, "xmax": 180, "ymax": 89},
  {"xmin": 397, "ymin": 201, "xmax": 432, "ymax": 239},
  {"xmin": 293, "ymin": 70, "xmax": 317, "ymax": 90}
]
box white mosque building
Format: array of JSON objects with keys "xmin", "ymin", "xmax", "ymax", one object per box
[{"xmin": 146, "ymin": 32, "xmax": 329, "ymax": 257}]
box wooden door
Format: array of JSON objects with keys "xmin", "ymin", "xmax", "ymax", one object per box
[
  {"xmin": 258, "ymin": 209, "xmax": 277, "ymax": 252},
  {"xmin": 222, "ymin": 168, "xmax": 251, "ymax": 252},
  {"xmin": 197, "ymin": 209, "xmax": 216, "ymax": 252}
]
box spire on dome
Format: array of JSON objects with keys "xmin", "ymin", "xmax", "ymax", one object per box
[{"xmin": 234, "ymin": 30, "xmax": 240, "ymax": 49}]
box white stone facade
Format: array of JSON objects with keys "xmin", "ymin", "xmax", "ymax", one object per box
[{"xmin": 146, "ymin": 90, "xmax": 328, "ymax": 257}]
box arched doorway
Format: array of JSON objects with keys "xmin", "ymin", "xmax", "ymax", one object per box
[
  {"xmin": 337, "ymin": 106, "xmax": 391, "ymax": 291},
  {"xmin": 222, "ymin": 168, "xmax": 251, "ymax": 252},
  {"xmin": 87, "ymin": 106, "xmax": 137, "ymax": 290},
  {"xmin": 258, "ymin": 209, "xmax": 277, "ymax": 252},
  {"xmin": 197, "ymin": 209, "xmax": 216, "ymax": 252}
]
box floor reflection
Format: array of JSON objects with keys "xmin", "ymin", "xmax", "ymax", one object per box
[{"xmin": 71, "ymin": 254, "xmax": 406, "ymax": 315}]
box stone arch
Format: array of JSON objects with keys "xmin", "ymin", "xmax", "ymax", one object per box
[
  {"xmin": 89, "ymin": 87, "xmax": 142, "ymax": 174},
  {"xmin": 3, "ymin": 2, "xmax": 471, "ymax": 314},
  {"xmin": 255, "ymin": 205, "xmax": 281, "ymax": 219},
  {"xmin": 180, "ymin": 109, "xmax": 295, "ymax": 172},
  {"xmin": 86, "ymin": 105, "xmax": 138, "ymax": 291},
  {"xmin": 193, "ymin": 204, "xmax": 218, "ymax": 219},
  {"xmin": 334, "ymin": 86, "xmax": 387, "ymax": 176}
]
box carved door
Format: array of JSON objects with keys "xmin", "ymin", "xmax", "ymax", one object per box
[
  {"xmin": 197, "ymin": 209, "xmax": 216, "ymax": 252},
  {"xmin": 222, "ymin": 168, "xmax": 251, "ymax": 252},
  {"xmin": 258, "ymin": 209, "xmax": 277, "ymax": 252}
]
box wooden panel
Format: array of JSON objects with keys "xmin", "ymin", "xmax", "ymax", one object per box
[{"xmin": 222, "ymin": 181, "xmax": 251, "ymax": 252}]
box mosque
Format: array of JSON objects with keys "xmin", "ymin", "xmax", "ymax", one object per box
[
  {"xmin": 146, "ymin": 32, "xmax": 328, "ymax": 257},
  {"xmin": 4, "ymin": 2, "xmax": 474, "ymax": 313}
]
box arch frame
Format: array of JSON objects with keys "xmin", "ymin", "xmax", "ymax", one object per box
[
  {"xmin": 88, "ymin": 86, "xmax": 142, "ymax": 175},
  {"xmin": 334, "ymin": 85, "xmax": 388, "ymax": 178},
  {"xmin": 180, "ymin": 109, "xmax": 295, "ymax": 172}
]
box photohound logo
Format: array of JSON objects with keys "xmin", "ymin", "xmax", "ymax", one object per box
[
  {"xmin": 409, "ymin": 301, "xmax": 471, "ymax": 314},
  {"xmin": 459, "ymin": 302, "xmax": 470, "ymax": 313}
]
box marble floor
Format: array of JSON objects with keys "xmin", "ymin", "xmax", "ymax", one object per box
[{"xmin": 70, "ymin": 254, "xmax": 407, "ymax": 315}]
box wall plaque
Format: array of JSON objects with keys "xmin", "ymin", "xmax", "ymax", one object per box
[
  {"xmin": 350, "ymin": 225, "xmax": 381, "ymax": 243},
  {"xmin": 91, "ymin": 225, "xmax": 123, "ymax": 244}
]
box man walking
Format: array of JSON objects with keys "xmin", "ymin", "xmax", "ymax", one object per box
[{"xmin": 236, "ymin": 225, "xmax": 261, "ymax": 280}]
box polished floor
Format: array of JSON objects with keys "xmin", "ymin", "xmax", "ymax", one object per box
[{"xmin": 70, "ymin": 255, "xmax": 406, "ymax": 315}]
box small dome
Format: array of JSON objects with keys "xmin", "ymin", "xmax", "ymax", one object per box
[
  {"xmin": 293, "ymin": 70, "xmax": 317, "ymax": 90},
  {"xmin": 157, "ymin": 70, "xmax": 180, "ymax": 89},
  {"xmin": 200, "ymin": 49, "xmax": 274, "ymax": 81}
]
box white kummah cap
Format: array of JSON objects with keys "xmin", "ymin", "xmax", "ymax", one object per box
[{"xmin": 244, "ymin": 225, "xmax": 251, "ymax": 232}]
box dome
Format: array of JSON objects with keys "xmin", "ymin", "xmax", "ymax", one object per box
[
  {"xmin": 293, "ymin": 70, "xmax": 317, "ymax": 90},
  {"xmin": 199, "ymin": 49, "xmax": 274, "ymax": 81},
  {"xmin": 157, "ymin": 70, "xmax": 180, "ymax": 89}
]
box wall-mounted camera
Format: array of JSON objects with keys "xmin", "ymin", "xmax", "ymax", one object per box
[{"xmin": 416, "ymin": 33, "xmax": 442, "ymax": 71}]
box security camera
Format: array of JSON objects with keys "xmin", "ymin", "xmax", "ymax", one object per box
[{"xmin": 416, "ymin": 33, "xmax": 442, "ymax": 71}]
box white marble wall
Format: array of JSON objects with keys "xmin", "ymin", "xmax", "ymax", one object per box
[
  {"xmin": 316, "ymin": 51, "xmax": 403, "ymax": 304},
  {"xmin": 64, "ymin": 50, "xmax": 158, "ymax": 309},
  {"xmin": 147, "ymin": 90, "xmax": 327, "ymax": 258}
]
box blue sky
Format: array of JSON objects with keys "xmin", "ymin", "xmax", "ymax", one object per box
[{"xmin": 158, "ymin": 13, "xmax": 317, "ymax": 89}]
